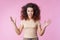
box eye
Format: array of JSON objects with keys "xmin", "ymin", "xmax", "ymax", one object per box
[{"xmin": 27, "ymin": 10, "xmax": 30, "ymax": 12}]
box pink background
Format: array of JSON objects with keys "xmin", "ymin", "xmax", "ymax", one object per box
[{"xmin": 0, "ymin": 0, "xmax": 60, "ymax": 40}]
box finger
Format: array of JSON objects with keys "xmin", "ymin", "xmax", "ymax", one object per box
[
  {"xmin": 48, "ymin": 20, "xmax": 51, "ymax": 24},
  {"xmin": 10, "ymin": 16, "xmax": 14, "ymax": 23}
]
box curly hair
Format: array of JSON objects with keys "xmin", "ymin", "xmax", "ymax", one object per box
[{"xmin": 21, "ymin": 3, "xmax": 41, "ymax": 22}]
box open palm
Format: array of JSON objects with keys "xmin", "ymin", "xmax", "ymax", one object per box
[
  {"xmin": 44, "ymin": 19, "xmax": 51, "ymax": 27},
  {"xmin": 10, "ymin": 16, "xmax": 16, "ymax": 24}
]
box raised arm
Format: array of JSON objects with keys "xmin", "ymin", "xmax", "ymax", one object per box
[
  {"xmin": 37, "ymin": 24, "xmax": 46, "ymax": 36},
  {"xmin": 10, "ymin": 16, "xmax": 24, "ymax": 35},
  {"xmin": 37, "ymin": 20, "xmax": 51, "ymax": 36}
]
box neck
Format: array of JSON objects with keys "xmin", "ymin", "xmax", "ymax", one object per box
[{"xmin": 27, "ymin": 16, "xmax": 33, "ymax": 20}]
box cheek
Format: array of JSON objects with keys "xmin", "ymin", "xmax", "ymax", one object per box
[
  {"xmin": 32, "ymin": 12, "xmax": 34, "ymax": 16},
  {"xmin": 31, "ymin": 10, "xmax": 34, "ymax": 15}
]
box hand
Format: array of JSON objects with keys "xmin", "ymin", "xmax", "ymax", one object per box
[
  {"xmin": 10, "ymin": 16, "xmax": 16, "ymax": 24},
  {"xmin": 42, "ymin": 19, "xmax": 51, "ymax": 30},
  {"xmin": 10, "ymin": 16, "xmax": 17, "ymax": 28},
  {"xmin": 44, "ymin": 19, "xmax": 51, "ymax": 27}
]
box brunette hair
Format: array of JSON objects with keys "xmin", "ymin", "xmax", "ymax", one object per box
[{"xmin": 21, "ymin": 3, "xmax": 41, "ymax": 21}]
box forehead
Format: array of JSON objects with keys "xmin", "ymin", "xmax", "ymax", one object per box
[{"xmin": 27, "ymin": 7, "xmax": 33, "ymax": 10}]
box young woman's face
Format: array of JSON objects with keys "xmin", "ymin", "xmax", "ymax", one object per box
[{"xmin": 27, "ymin": 7, "xmax": 34, "ymax": 19}]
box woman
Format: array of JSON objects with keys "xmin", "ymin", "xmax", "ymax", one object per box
[{"xmin": 10, "ymin": 3, "xmax": 51, "ymax": 40}]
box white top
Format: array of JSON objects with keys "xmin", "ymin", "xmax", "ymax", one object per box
[{"xmin": 20, "ymin": 19, "xmax": 40, "ymax": 38}]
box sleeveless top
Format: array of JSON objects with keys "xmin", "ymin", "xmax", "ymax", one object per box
[{"xmin": 20, "ymin": 19, "xmax": 40, "ymax": 38}]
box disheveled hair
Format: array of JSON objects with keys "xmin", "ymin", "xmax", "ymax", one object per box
[{"xmin": 21, "ymin": 3, "xmax": 41, "ymax": 21}]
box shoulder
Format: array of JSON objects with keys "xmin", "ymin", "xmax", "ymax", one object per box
[
  {"xmin": 36, "ymin": 20, "xmax": 40, "ymax": 23},
  {"xmin": 36, "ymin": 20, "xmax": 41, "ymax": 25},
  {"xmin": 21, "ymin": 19, "xmax": 25, "ymax": 22},
  {"xmin": 20, "ymin": 19, "xmax": 25, "ymax": 24}
]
